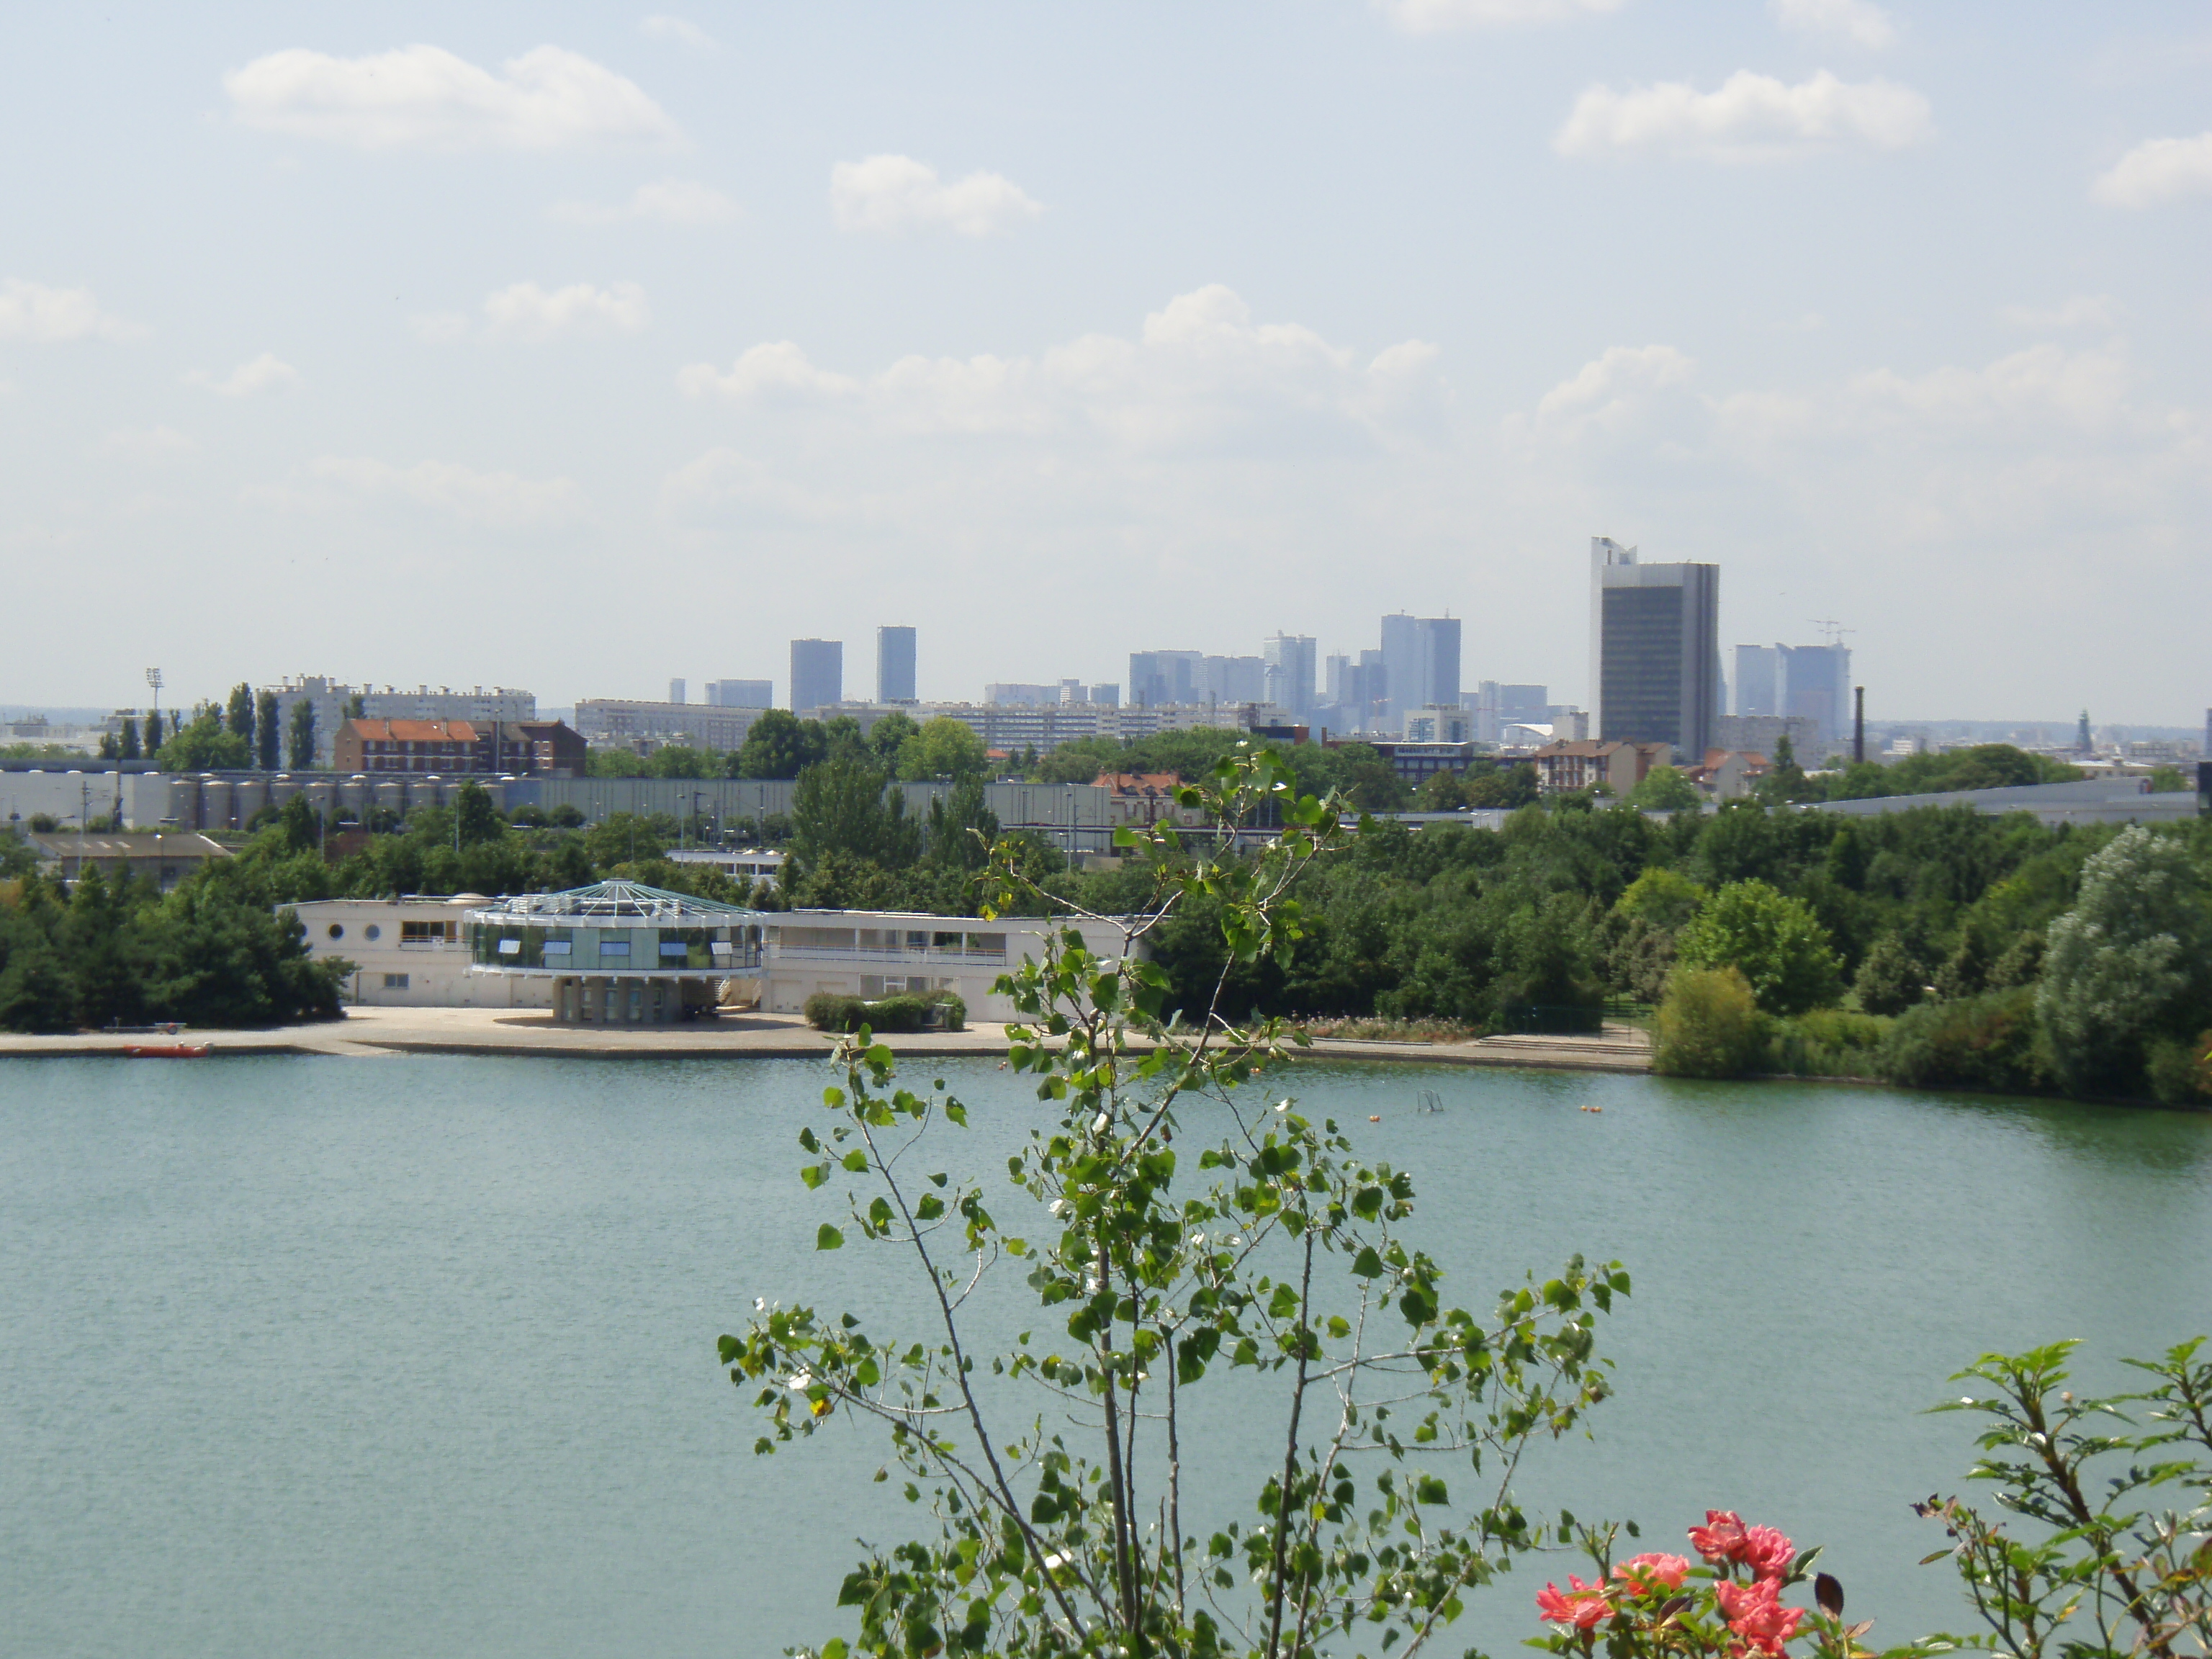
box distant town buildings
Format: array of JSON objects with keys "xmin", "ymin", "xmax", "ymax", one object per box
[
  {"xmin": 574, "ymin": 699, "xmax": 768, "ymax": 754},
  {"xmin": 1264, "ymin": 634, "xmax": 1317, "ymax": 721},
  {"xmin": 264, "ymin": 678, "xmax": 539, "ymax": 768},
  {"xmin": 704, "ymin": 680, "xmax": 773, "ymax": 709},
  {"xmin": 789, "ymin": 639, "xmax": 843, "ymax": 713},
  {"xmin": 1589, "ymin": 536, "xmax": 1719, "ymax": 757},
  {"xmin": 1532, "ymin": 739, "xmax": 1673, "ymax": 796},
  {"xmin": 877, "ymin": 626, "xmax": 917, "ymax": 704},
  {"xmin": 1733, "ymin": 642, "xmax": 1851, "ymax": 745},
  {"xmin": 333, "ymin": 719, "xmax": 586, "ymax": 778}
]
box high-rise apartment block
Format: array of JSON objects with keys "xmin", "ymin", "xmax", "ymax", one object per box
[
  {"xmin": 669, "ymin": 678, "xmax": 687, "ymax": 705},
  {"xmin": 705, "ymin": 680, "xmax": 773, "ymax": 708},
  {"xmin": 789, "ymin": 639, "xmax": 843, "ymax": 714},
  {"xmin": 1129, "ymin": 650, "xmax": 1202, "ymax": 709},
  {"xmin": 877, "ymin": 626, "xmax": 917, "ymax": 704},
  {"xmin": 1733, "ymin": 642, "xmax": 1851, "ymax": 745},
  {"xmin": 1263, "ymin": 634, "xmax": 1317, "ymax": 720},
  {"xmin": 1378, "ymin": 614, "xmax": 1460, "ymax": 728},
  {"xmin": 1589, "ymin": 536, "xmax": 1719, "ymax": 756}
]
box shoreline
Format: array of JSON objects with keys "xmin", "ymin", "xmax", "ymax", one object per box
[{"xmin": 0, "ymin": 1007, "xmax": 1655, "ymax": 1073}]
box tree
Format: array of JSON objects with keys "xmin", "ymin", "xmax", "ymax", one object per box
[
  {"xmin": 157, "ymin": 706, "xmax": 251, "ymax": 771},
  {"xmin": 922, "ymin": 779, "xmax": 999, "ymax": 873},
  {"xmin": 342, "ymin": 692, "xmax": 365, "ymax": 721},
  {"xmin": 1614, "ymin": 866, "xmax": 1707, "ymax": 932},
  {"xmin": 255, "ymin": 689, "xmax": 282, "ymax": 770},
  {"xmin": 1461, "ymin": 761, "xmax": 1537, "ymax": 809},
  {"xmin": 452, "ymin": 779, "xmax": 503, "ymax": 848},
  {"xmin": 789, "ymin": 754, "xmax": 921, "ymax": 870},
  {"xmin": 1675, "ymin": 878, "xmax": 1843, "ymax": 1015},
  {"xmin": 226, "ymin": 683, "xmax": 255, "ymax": 742},
  {"xmin": 866, "ymin": 711, "xmax": 920, "ymax": 768},
  {"xmin": 721, "ymin": 745, "xmax": 1631, "ymax": 1658},
  {"xmin": 1755, "ymin": 734, "xmax": 1811, "ymax": 805},
  {"xmin": 733, "ymin": 709, "xmax": 829, "ymax": 780},
  {"xmin": 117, "ymin": 718, "xmax": 140, "ymax": 762},
  {"xmin": 1414, "ymin": 769, "xmax": 1466, "ymax": 810},
  {"xmin": 2036, "ymin": 824, "xmax": 2211, "ymax": 1096},
  {"xmin": 1851, "ymin": 932, "xmax": 1927, "ymax": 1016},
  {"xmin": 896, "ymin": 715, "xmax": 990, "ymax": 783},
  {"xmin": 140, "ymin": 708, "xmax": 163, "ymax": 756},
  {"xmin": 1625, "ymin": 764, "xmax": 1702, "ymax": 811},
  {"xmin": 647, "ymin": 745, "xmax": 714, "ymax": 779},
  {"xmin": 287, "ymin": 698, "xmax": 317, "ymax": 770}
]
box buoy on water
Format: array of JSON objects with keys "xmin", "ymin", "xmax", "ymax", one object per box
[{"xmin": 1368, "ymin": 1115, "xmax": 1380, "ymax": 1122}]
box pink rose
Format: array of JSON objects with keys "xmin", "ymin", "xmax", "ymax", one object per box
[
  {"xmin": 1740, "ymin": 1526, "xmax": 1796, "ymax": 1582},
  {"xmin": 1537, "ymin": 1575, "xmax": 1612, "ymax": 1629},
  {"xmin": 1689, "ymin": 1510, "xmax": 1748, "ymax": 1564},
  {"xmin": 1614, "ymin": 1552, "xmax": 1691, "ymax": 1593},
  {"xmin": 1717, "ymin": 1578, "xmax": 1805, "ymax": 1657}
]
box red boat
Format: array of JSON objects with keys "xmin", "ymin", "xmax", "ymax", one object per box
[{"xmin": 122, "ymin": 1043, "xmax": 212, "ymax": 1058}]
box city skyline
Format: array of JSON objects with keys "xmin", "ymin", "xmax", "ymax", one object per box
[{"xmin": 3, "ymin": 5, "xmax": 2209, "ymax": 718}]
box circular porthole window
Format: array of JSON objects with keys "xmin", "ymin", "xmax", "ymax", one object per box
[
  {"xmin": 365, "ymin": 925, "xmax": 382, "ymax": 941},
  {"xmin": 327, "ymin": 923, "xmax": 345, "ymax": 940}
]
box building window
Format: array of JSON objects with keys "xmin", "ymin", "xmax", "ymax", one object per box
[
  {"xmin": 327, "ymin": 923, "xmax": 345, "ymax": 939},
  {"xmin": 364, "ymin": 925, "xmax": 381, "ymax": 940},
  {"xmin": 599, "ymin": 940, "xmax": 631, "ymax": 958},
  {"xmin": 382, "ymin": 973, "xmax": 409, "ymax": 989}
]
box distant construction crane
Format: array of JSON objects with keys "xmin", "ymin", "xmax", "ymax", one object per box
[{"xmin": 1805, "ymin": 619, "xmax": 1856, "ymax": 647}]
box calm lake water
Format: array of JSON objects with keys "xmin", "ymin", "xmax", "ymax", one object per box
[{"xmin": 2, "ymin": 1054, "xmax": 2208, "ymax": 1658}]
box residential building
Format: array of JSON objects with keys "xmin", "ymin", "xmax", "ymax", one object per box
[
  {"xmin": 669, "ymin": 678, "xmax": 687, "ymax": 705},
  {"xmin": 1532, "ymin": 738, "xmax": 1674, "ymax": 796},
  {"xmin": 1129, "ymin": 650, "xmax": 1203, "ymax": 709},
  {"xmin": 1379, "ymin": 615, "xmax": 1461, "ymax": 727},
  {"xmin": 1715, "ymin": 714, "xmax": 1820, "ymax": 760},
  {"xmin": 333, "ymin": 719, "xmax": 586, "ymax": 777},
  {"xmin": 1403, "ymin": 706, "xmax": 1474, "ymax": 743},
  {"xmin": 789, "ymin": 639, "xmax": 843, "ymax": 713},
  {"xmin": 26, "ymin": 830, "xmax": 228, "ymax": 892},
  {"xmin": 1200, "ymin": 655, "xmax": 1266, "ymax": 706},
  {"xmin": 263, "ymin": 679, "xmax": 539, "ymax": 768},
  {"xmin": 1263, "ymin": 634, "xmax": 1317, "ymax": 720},
  {"xmin": 985, "ymin": 684, "xmax": 1062, "ymax": 707},
  {"xmin": 877, "ymin": 626, "xmax": 917, "ymax": 703},
  {"xmin": 704, "ymin": 680, "xmax": 773, "ymax": 709},
  {"xmin": 573, "ymin": 699, "xmax": 768, "ymax": 754},
  {"xmin": 1682, "ymin": 749, "xmax": 1773, "ymax": 801},
  {"xmin": 1094, "ymin": 772, "xmax": 1203, "ymax": 830},
  {"xmin": 1589, "ymin": 536, "xmax": 1719, "ymax": 755},
  {"xmin": 1089, "ymin": 683, "xmax": 1120, "ymax": 708},
  {"xmin": 1732, "ymin": 643, "xmax": 1851, "ymax": 743},
  {"xmin": 664, "ymin": 847, "xmax": 788, "ymax": 887},
  {"xmin": 1341, "ymin": 739, "xmax": 1478, "ymax": 789}
]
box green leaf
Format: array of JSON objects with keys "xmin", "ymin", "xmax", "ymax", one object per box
[
  {"xmin": 1352, "ymin": 1246, "xmax": 1386, "ymax": 1279},
  {"xmin": 945, "ymin": 1100, "xmax": 968, "ymax": 1126},
  {"xmin": 842, "ymin": 1150, "xmax": 869, "ymax": 1173},
  {"xmin": 799, "ymin": 1164, "xmax": 826, "ymax": 1190},
  {"xmin": 817, "ymin": 1224, "xmax": 845, "ymax": 1251},
  {"xmin": 1416, "ymin": 1476, "xmax": 1449, "ymax": 1505}
]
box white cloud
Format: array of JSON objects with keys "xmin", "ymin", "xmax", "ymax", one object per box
[
  {"xmin": 102, "ymin": 426, "xmax": 196, "ymax": 460},
  {"xmin": 1999, "ymin": 295, "xmax": 2118, "ymax": 331},
  {"xmin": 0, "ymin": 279, "xmax": 143, "ymax": 343},
  {"xmin": 678, "ymin": 284, "xmax": 1444, "ymax": 450},
  {"xmin": 1770, "ymin": 0, "xmax": 1896, "ymax": 49},
  {"xmin": 1556, "ymin": 70, "xmax": 1933, "ymax": 161},
  {"xmin": 830, "ymin": 155, "xmax": 1043, "ymax": 238},
  {"xmin": 640, "ymin": 15, "xmax": 717, "ymax": 50},
  {"xmin": 1838, "ymin": 345, "xmax": 2132, "ymax": 434},
  {"xmin": 189, "ymin": 351, "xmax": 300, "ymax": 396},
  {"xmin": 549, "ymin": 179, "xmax": 738, "ymax": 225},
  {"xmin": 1531, "ymin": 343, "xmax": 1696, "ymax": 436},
  {"xmin": 222, "ymin": 44, "xmax": 679, "ymax": 152},
  {"xmin": 2093, "ymin": 132, "xmax": 2212, "ymax": 207},
  {"xmin": 661, "ymin": 449, "xmax": 850, "ymax": 523},
  {"xmin": 271, "ymin": 457, "xmax": 585, "ymax": 526},
  {"xmin": 415, "ymin": 282, "xmax": 649, "ymax": 343},
  {"xmin": 1376, "ymin": 0, "xmax": 1621, "ymax": 32}
]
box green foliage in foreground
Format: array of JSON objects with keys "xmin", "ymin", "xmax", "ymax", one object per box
[
  {"xmin": 723, "ymin": 748, "xmax": 1632, "ymax": 1657},
  {"xmin": 801, "ymin": 989, "xmax": 966, "ymax": 1034}
]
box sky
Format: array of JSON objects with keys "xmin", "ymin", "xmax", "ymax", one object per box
[{"xmin": 2, "ymin": 2, "xmax": 2208, "ymax": 721}]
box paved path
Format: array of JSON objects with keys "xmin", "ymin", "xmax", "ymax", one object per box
[{"xmin": 0, "ymin": 1008, "xmax": 1652, "ymax": 1072}]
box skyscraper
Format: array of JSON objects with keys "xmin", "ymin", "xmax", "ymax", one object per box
[
  {"xmin": 1263, "ymin": 634, "xmax": 1317, "ymax": 718},
  {"xmin": 789, "ymin": 639, "xmax": 843, "ymax": 713},
  {"xmin": 1378, "ymin": 614, "xmax": 1460, "ymax": 727},
  {"xmin": 1733, "ymin": 646, "xmax": 1780, "ymax": 717},
  {"xmin": 877, "ymin": 626, "xmax": 917, "ymax": 703},
  {"xmin": 1732, "ymin": 643, "xmax": 1849, "ymax": 742},
  {"xmin": 668, "ymin": 678, "xmax": 687, "ymax": 705},
  {"xmin": 706, "ymin": 679, "xmax": 773, "ymax": 708},
  {"xmin": 1590, "ymin": 536, "xmax": 1719, "ymax": 756},
  {"xmin": 1129, "ymin": 650, "xmax": 1202, "ymax": 708}
]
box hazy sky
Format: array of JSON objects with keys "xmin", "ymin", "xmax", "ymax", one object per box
[{"xmin": 4, "ymin": 3, "xmax": 2208, "ymax": 719}]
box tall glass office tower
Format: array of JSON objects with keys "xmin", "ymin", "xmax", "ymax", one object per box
[{"xmin": 1589, "ymin": 536, "xmax": 1719, "ymax": 756}]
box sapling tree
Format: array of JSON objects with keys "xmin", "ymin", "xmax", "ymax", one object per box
[{"xmin": 721, "ymin": 744, "xmax": 1632, "ymax": 1658}]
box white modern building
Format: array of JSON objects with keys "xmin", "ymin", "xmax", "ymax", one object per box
[
  {"xmin": 464, "ymin": 881, "xmax": 768, "ymax": 1025},
  {"xmin": 291, "ymin": 895, "xmax": 554, "ymax": 1008},
  {"xmin": 760, "ymin": 910, "xmax": 1133, "ymax": 1021}
]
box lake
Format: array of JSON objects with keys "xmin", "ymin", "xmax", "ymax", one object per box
[{"xmin": 2, "ymin": 1054, "xmax": 2208, "ymax": 1658}]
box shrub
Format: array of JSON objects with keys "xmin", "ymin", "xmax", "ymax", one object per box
[
  {"xmin": 1653, "ymin": 965, "xmax": 1763, "ymax": 1079},
  {"xmin": 2144, "ymin": 1031, "xmax": 2212, "ymax": 1105},
  {"xmin": 803, "ymin": 989, "xmax": 966, "ymax": 1034},
  {"xmin": 1764, "ymin": 1007, "xmax": 1889, "ymax": 1078},
  {"xmin": 1877, "ymin": 986, "xmax": 2046, "ymax": 1094},
  {"xmin": 1852, "ymin": 931, "xmax": 1928, "ymax": 1016}
]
